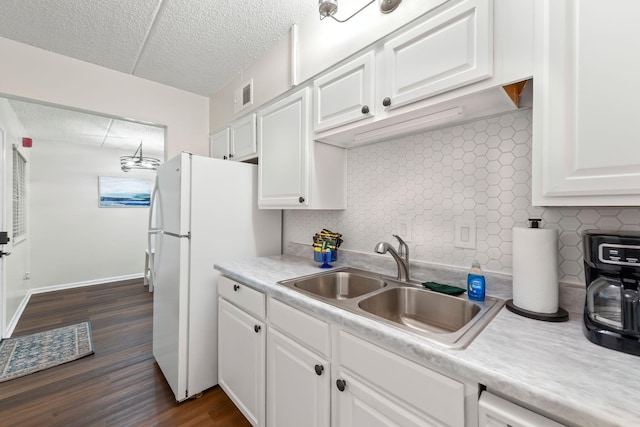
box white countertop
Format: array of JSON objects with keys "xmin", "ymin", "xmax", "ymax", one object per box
[{"xmin": 215, "ymin": 254, "xmax": 640, "ymax": 427}]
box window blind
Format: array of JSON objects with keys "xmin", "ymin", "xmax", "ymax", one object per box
[{"xmin": 12, "ymin": 146, "xmax": 26, "ymax": 239}]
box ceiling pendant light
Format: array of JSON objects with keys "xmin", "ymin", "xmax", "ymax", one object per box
[
  {"xmin": 318, "ymin": 0, "xmax": 402, "ymax": 22},
  {"xmin": 120, "ymin": 142, "xmax": 161, "ymax": 172}
]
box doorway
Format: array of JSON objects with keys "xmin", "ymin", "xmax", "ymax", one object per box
[
  {"xmin": 0, "ymin": 97, "xmax": 165, "ymax": 336},
  {"xmin": 0, "ymin": 128, "xmax": 5, "ymax": 336}
]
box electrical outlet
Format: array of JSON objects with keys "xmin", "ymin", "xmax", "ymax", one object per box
[
  {"xmin": 23, "ymin": 272, "xmax": 30, "ymax": 280},
  {"xmin": 454, "ymin": 220, "xmax": 476, "ymax": 249}
]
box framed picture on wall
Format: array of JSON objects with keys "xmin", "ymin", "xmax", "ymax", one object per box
[{"xmin": 98, "ymin": 176, "xmax": 153, "ymax": 208}]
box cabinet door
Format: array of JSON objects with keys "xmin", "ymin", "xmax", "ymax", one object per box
[
  {"xmin": 479, "ymin": 392, "xmax": 566, "ymax": 427},
  {"xmin": 267, "ymin": 328, "xmax": 330, "ymax": 427},
  {"xmin": 218, "ymin": 298, "xmax": 265, "ymax": 427},
  {"xmin": 230, "ymin": 113, "xmax": 257, "ymax": 161},
  {"xmin": 258, "ymin": 87, "xmax": 310, "ymax": 208},
  {"xmin": 334, "ymin": 370, "xmax": 439, "ymax": 427},
  {"xmin": 314, "ymin": 51, "xmax": 375, "ymax": 132},
  {"xmin": 382, "ymin": 0, "xmax": 492, "ymax": 110},
  {"xmin": 337, "ymin": 330, "xmax": 467, "ymax": 427},
  {"xmin": 210, "ymin": 128, "xmax": 229, "ymax": 160},
  {"xmin": 532, "ymin": 0, "xmax": 640, "ymax": 206}
]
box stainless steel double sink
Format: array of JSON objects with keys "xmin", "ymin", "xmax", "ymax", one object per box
[{"xmin": 278, "ymin": 267, "xmax": 504, "ymax": 349}]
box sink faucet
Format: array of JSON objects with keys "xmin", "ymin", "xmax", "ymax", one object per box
[{"xmin": 374, "ymin": 234, "xmax": 410, "ymax": 282}]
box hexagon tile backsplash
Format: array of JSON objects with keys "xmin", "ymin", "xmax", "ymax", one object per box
[{"xmin": 283, "ymin": 109, "xmax": 640, "ymax": 286}]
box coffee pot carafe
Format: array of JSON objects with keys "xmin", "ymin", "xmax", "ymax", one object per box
[{"xmin": 583, "ymin": 230, "xmax": 640, "ymax": 356}]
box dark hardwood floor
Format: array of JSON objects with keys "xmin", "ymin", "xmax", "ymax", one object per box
[{"xmin": 0, "ymin": 279, "xmax": 251, "ymax": 427}]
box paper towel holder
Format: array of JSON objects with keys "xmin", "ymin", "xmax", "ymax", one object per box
[
  {"xmin": 506, "ymin": 300, "xmax": 568, "ymax": 322},
  {"xmin": 506, "ymin": 217, "xmax": 569, "ymax": 322}
]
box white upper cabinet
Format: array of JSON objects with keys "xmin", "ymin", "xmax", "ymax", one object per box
[
  {"xmin": 313, "ymin": 0, "xmax": 534, "ymax": 147},
  {"xmin": 209, "ymin": 128, "xmax": 229, "ymax": 160},
  {"xmin": 230, "ymin": 113, "xmax": 257, "ymax": 161},
  {"xmin": 258, "ymin": 88, "xmax": 346, "ymax": 210},
  {"xmin": 532, "ymin": 0, "xmax": 640, "ymax": 206},
  {"xmin": 381, "ymin": 0, "xmax": 493, "ymax": 110},
  {"xmin": 313, "ymin": 51, "xmax": 375, "ymax": 132},
  {"xmin": 258, "ymin": 88, "xmax": 310, "ymax": 208},
  {"xmin": 209, "ymin": 114, "xmax": 257, "ymax": 162}
]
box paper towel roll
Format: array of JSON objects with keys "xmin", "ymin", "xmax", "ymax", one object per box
[{"xmin": 512, "ymin": 226, "xmax": 559, "ymax": 314}]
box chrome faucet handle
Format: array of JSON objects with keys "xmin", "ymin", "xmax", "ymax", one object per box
[{"xmin": 392, "ymin": 234, "xmax": 409, "ymax": 261}]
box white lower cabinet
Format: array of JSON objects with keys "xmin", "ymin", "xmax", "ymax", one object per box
[
  {"xmin": 334, "ymin": 370, "xmax": 430, "ymax": 427},
  {"xmin": 267, "ymin": 297, "xmax": 331, "ymax": 427},
  {"xmin": 218, "ymin": 278, "xmax": 266, "ymax": 427},
  {"xmin": 266, "ymin": 328, "xmax": 330, "ymax": 427},
  {"xmin": 479, "ymin": 392, "xmax": 566, "ymax": 427},
  {"xmin": 219, "ymin": 278, "xmax": 481, "ymax": 427},
  {"xmin": 335, "ymin": 330, "xmax": 471, "ymax": 427}
]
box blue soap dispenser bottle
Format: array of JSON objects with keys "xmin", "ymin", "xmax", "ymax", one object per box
[{"xmin": 467, "ymin": 260, "xmax": 486, "ymax": 301}]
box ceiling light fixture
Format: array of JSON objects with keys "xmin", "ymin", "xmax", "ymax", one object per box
[
  {"xmin": 120, "ymin": 142, "xmax": 161, "ymax": 172},
  {"xmin": 319, "ymin": 0, "xmax": 402, "ymax": 22}
]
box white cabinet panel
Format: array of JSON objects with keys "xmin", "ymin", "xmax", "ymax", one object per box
[
  {"xmin": 314, "ymin": 51, "xmax": 375, "ymax": 132},
  {"xmin": 269, "ymin": 297, "xmax": 330, "ymax": 357},
  {"xmin": 382, "ymin": 0, "xmax": 493, "ymax": 109},
  {"xmin": 209, "ymin": 128, "xmax": 229, "ymax": 160},
  {"xmin": 258, "ymin": 88, "xmax": 346, "ymax": 209},
  {"xmin": 337, "ymin": 330, "xmax": 466, "ymax": 427},
  {"xmin": 334, "ymin": 370, "xmax": 433, "ymax": 427},
  {"xmin": 218, "ymin": 298, "xmax": 265, "ymax": 427},
  {"xmin": 219, "ymin": 276, "xmax": 266, "ymax": 319},
  {"xmin": 533, "ymin": 0, "xmax": 640, "ymax": 206},
  {"xmin": 230, "ymin": 113, "xmax": 257, "ymax": 161},
  {"xmin": 479, "ymin": 392, "xmax": 566, "ymax": 427},
  {"xmin": 258, "ymin": 88, "xmax": 309, "ymax": 208},
  {"xmin": 267, "ymin": 328, "xmax": 330, "ymax": 427}
]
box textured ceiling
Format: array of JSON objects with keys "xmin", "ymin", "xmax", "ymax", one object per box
[
  {"xmin": 0, "ymin": 1, "xmax": 318, "ymax": 155},
  {"xmin": 8, "ymin": 98, "xmax": 165, "ymax": 155},
  {"xmin": 0, "ymin": 0, "xmax": 317, "ymax": 96}
]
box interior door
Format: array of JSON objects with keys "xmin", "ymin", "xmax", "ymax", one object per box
[{"xmin": 0, "ymin": 128, "xmax": 5, "ymax": 336}]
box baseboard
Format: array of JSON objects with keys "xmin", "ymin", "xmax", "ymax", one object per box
[
  {"xmin": 29, "ymin": 274, "xmax": 145, "ymax": 295},
  {"xmin": 4, "ymin": 274, "xmax": 145, "ymax": 338},
  {"xmin": 4, "ymin": 293, "xmax": 32, "ymax": 338}
]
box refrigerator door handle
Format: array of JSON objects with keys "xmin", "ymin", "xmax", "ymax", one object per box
[
  {"xmin": 148, "ymin": 176, "xmax": 160, "ymax": 231},
  {"xmin": 147, "ymin": 230, "xmax": 162, "ymax": 292},
  {"xmin": 148, "ymin": 176, "xmax": 161, "ymax": 292}
]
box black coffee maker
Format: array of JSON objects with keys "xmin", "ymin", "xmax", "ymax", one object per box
[{"xmin": 583, "ymin": 230, "xmax": 640, "ymax": 356}]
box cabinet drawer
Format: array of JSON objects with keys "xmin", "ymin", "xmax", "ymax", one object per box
[
  {"xmin": 218, "ymin": 276, "xmax": 265, "ymax": 319},
  {"xmin": 479, "ymin": 392, "xmax": 566, "ymax": 427},
  {"xmin": 268, "ymin": 298, "xmax": 330, "ymax": 358},
  {"xmin": 338, "ymin": 330, "xmax": 465, "ymax": 427}
]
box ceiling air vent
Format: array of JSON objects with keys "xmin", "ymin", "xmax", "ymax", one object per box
[{"xmin": 234, "ymin": 79, "xmax": 254, "ymax": 113}]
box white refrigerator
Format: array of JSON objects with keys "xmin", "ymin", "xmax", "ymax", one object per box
[{"xmin": 148, "ymin": 152, "xmax": 281, "ymax": 402}]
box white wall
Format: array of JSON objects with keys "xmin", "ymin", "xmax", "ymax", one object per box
[
  {"xmin": 209, "ymin": 0, "xmax": 448, "ymax": 132},
  {"xmin": 29, "ymin": 139, "xmax": 155, "ymax": 290},
  {"xmin": 0, "ymin": 36, "xmax": 209, "ymax": 158},
  {"xmin": 0, "ymin": 99, "xmax": 31, "ymax": 335},
  {"xmin": 210, "ymin": 35, "xmax": 292, "ymax": 133}
]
